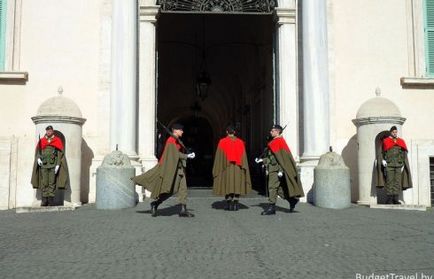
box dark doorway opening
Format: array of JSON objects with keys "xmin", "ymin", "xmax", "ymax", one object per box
[
  {"xmin": 181, "ymin": 116, "xmax": 214, "ymax": 187},
  {"xmin": 156, "ymin": 13, "xmax": 275, "ymax": 188}
]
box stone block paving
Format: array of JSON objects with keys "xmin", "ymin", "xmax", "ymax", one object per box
[{"xmin": 0, "ymin": 192, "xmax": 433, "ymax": 279}]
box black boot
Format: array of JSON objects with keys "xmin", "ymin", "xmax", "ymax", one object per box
[
  {"xmin": 261, "ymin": 204, "xmax": 276, "ymax": 215},
  {"xmin": 179, "ymin": 204, "xmax": 194, "ymax": 217},
  {"xmin": 41, "ymin": 197, "xmax": 48, "ymax": 207},
  {"xmin": 385, "ymin": 195, "xmax": 393, "ymax": 204},
  {"xmin": 150, "ymin": 200, "xmax": 160, "ymax": 217},
  {"xmin": 47, "ymin": 197, "xmax": 55, "ymax": 206},
  {"xmin": 233, "ymin": 200, "xmax": 239, "ymax": 211},
  {"xmin": 392, "ymin": 195, "xmax": 401, "ymax": 205},
  {"xmin": 288, "ymin": 197, "xmax": 299, "ymax": 212},
  {"xmin": 224, "ymin": 200, "xmax": 232, "ymax": 211}
]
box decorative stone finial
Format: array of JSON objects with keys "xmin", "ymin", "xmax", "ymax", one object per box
[
  {"xmin": 101, "ymin": 150, "xmax": 132, "ymax": 168},
  {"xmin": 375, "ymin": 87, "xmax": 381, "ymax": 97},
  {"xmin": 316, "ymin": 151, "xmax": 348, "ymax": 169},
  {"xmin": 58, "ymin": 86, "xmax": 64, "ymax": 95}
]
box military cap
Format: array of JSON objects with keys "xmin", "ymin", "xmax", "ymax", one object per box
[
  {"xmin": 171, "ymin": 123, "xmax": 184, "ymax": 131},
  {"xmin": 45, "ymin": 125, "xmax": 54, "ymax": 131},
  {"xmin": 271, "ymin": 124, "xmax": 283, "ymax": 131},
  {"xmin": 389, "ymin": 126, "xmax": 398, "ymax": 132}
]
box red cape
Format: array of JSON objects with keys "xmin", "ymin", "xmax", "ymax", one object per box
[
  {"xmin": 217, "ymin": 136, "xmax": 245, "ymax": 167},
  {"xmin": 159, "ymin": 136, "xmax": 182, "ymax": 164},
  {"xmin": 268, "ymin": 136, "xmax": 291, "ymax": 154},
  {"xmin": 382, "ymin": 137, "xmax": 407, "ymax": 152},
  {"xmin": 37, "ymin": 135, "xmax": 64, "ymax": 151}
]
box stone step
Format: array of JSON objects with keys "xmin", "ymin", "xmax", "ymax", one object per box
[{"xmin": 369, "ymin": 204, "xmax": 427, "ymax": 211}]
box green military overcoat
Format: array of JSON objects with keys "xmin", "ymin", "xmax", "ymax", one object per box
[
  {"xmin": 374, "ymin": 135, "xmax": 413, "ymax": 190},
  {"xmin": 132, "ymin": 136, "xmax": 185, "ymax": 199},
  {"xmin": 31, "ymin": 150, "xmax": 69, "ymax": 190},
  {"xmin": 268, "ymin": 137, "xmax": 304, "ymax": 198},
  {"xmin": 212, "ymin": 136, "xmax": 252, "ymax": 196}
]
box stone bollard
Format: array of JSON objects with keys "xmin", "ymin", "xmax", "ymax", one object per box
[
  {"xmin": 96, "ymin": 150, "xmax": 136, "ymax": 209},
  {"xmin": 314, "ymin": 152, "xmax": 351, "ymax": 209}
]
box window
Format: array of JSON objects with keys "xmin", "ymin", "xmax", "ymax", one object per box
[
  {"xmin": 430, "ymin": 157, "xmax": 434, "ymax": 206},
  {"xmin": 424, "ymin": 0, "xmax": 434, "ymax": 76},
  {"xmin": 0, "ymin": 0, "xmax": 7, "ymax": 71}
]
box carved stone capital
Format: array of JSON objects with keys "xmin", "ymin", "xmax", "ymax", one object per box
[
  {"xmin": 139, "ymin": 4, "xmax": 160, "ymax": 23},
  {"xmin": 274, "ymin": 7, "xmax": 296, "ymax": 25}
]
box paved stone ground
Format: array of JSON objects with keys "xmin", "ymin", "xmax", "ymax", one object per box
[{"xmin": 1, "ymin": 190, "xmax": 434, "ymax": 279}]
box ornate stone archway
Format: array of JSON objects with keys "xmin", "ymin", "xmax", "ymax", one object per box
[{"xmin": 158, "ymin": 0, "xmax": 276, "ymax": 13}]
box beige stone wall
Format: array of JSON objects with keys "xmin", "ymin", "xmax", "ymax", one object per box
[
  {"xmin": 1, "ymin": 0, "xmax": 104, "ymax": 138},
  {"xmin": 329, "ymin": 0, "xmax": 434, "ymax": 145}
]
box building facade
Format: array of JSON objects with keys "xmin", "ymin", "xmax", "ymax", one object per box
[{"xmin": 0, "ymin": 0, "xmax": 433, "ymax": 209}]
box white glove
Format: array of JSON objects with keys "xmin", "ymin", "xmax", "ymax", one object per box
[
  {"xmin": 278, "ymin": 171, "xmax": 283, "ymax": 178},
  {"xmin": 255, "ymin": 158, "xmax": 263, "ymax": 164},
  {"xmin": 187, "ymin": 152, "xmax": 195, "ymax": 159},
  {"xmin": 55, "ymin": 165, "xmax": 60, "ymax": 174},
  {"xmin": 382, "ymin": 160, "xmax": 387, "ymax": 167},
  {"xmin": 37, "ymin": 158, "xmax": 43, "ymax": 166},
  {"xmin": 401, "ymin": 166, "xmax": 404, "ymax": 173}
]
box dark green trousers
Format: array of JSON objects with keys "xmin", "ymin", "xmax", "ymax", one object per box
[
  {"xmin": 41, "ymin": 167, "xmax": 56, "ymax": 198},
  {"xmin": 268, "ymin": 172, "xmax": 287, "ymax": 203},
  {"xmin": 385, "ymin": 166, "xmax": 402, "ymax": 195},
  {"xmin": 158, "ymin": 168, "xmax": 188, "ymax": 205}
]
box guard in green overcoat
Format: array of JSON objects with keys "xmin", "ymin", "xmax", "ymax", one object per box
[
  {"xmin": 31, "ymin": 125, "xmax": 69, "ymax": 206},
  {"xmin": 374, "ymin": 126, "xmax": 412, "ymax": 204},
  {"xmin": 212, "ymin": 126, "xmax": 252, "ymax": 211},
  {"xmin": 132, "ymin": 123, "xmax": 196, "ymax": 217},
  {"xmin": 256, "ymin": 125, "xmax": 304, "ymax": 215}
]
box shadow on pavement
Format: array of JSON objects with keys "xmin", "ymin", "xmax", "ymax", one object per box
[
  {"xmin": 136, "ymin": 204, "xmax": 196, "ymax": 216},
  {"xmin": 253, "ymin": 202, "xmax": 300, "ymax": 214},
  {"xmin": 211, "ymin": 200, "xmax": 249, "ymax": 210}
]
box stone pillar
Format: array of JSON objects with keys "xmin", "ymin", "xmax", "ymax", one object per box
[
  {"xmin": 96, "ymin": 151, "xmax": 136, "ymax": 209},
  {"xmin": 314, "ymin": 152, "xmax": 351, "ymax": 209},
  {"xmin": 301, "ymin": 0, "xmax": 330, "ymax": 160},
  {"xmin": 352, "ymin": 91, "xmax": 406, "ymax": 205},
  {"xmin": 110, "ymin": 0, "xmax": 138, "ymax": 157},
  {"xmin": 275, "ymin": 3, "xmax": 299, "ymax": 159},
  {"xmin": 138, "ymin": 3, "xmax": 159, "ymax": 171},
  {"xmin": 32, "ymin": 92, "xmax": 86, "ymax": 207}
]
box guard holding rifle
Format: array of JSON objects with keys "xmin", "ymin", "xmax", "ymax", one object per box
[
  {"xmin": 255, "ymin": 124, "xmax": 304, "ymax": 215},
  {"xmin": 31, "ymin": 125, "xmax": 69, "ymax": 206},
  {"xmin": 131, "ymin": 123, "xmax": 196, "ymax": 217}
]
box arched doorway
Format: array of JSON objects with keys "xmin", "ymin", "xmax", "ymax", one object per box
[{"xmin": 156, "ymin": 8, "xmax": 275, "ymax": 188}]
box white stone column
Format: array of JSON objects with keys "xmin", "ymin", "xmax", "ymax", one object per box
[
  {"xmin": 301, "ymin": 0, "xmax": 330, "ymax": 160},
  {"xmin": 138, "ymin": 3, "xmax": 159, "ymax": 171},
  {"xmin": 110, "ymin": 0, "xmax": 138, "ymax": 157},
  {"xmin": 275, "ymin": 4, "xmax": 299, "ymax": 159}
]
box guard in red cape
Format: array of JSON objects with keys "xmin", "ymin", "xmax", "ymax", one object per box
[
  {"xmin": 131, "ymin": 123, "xmax": 196, "ymax": 217},
  {"xmin": 255, "ymin": 124, "xmax": 304, "ymax": 215},
  {"xmin": 375, "ymin": 126, "xmax": 412, "ymax": 204},
  {"xmin": 31, "ymin": 125, "xmax": 69, "ymax": 206},
  {"xmin": 212, "ymin": 125, "xmax": 252, "ymax": 211}
]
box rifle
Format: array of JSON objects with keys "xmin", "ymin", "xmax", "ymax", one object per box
[
  {"xmin": 156, "ymin": 120, "xmax": 190, "ymax": 153},
  {"xmin": 38, "ymin": 134, "xmax": 42, "ymax": 157}
]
